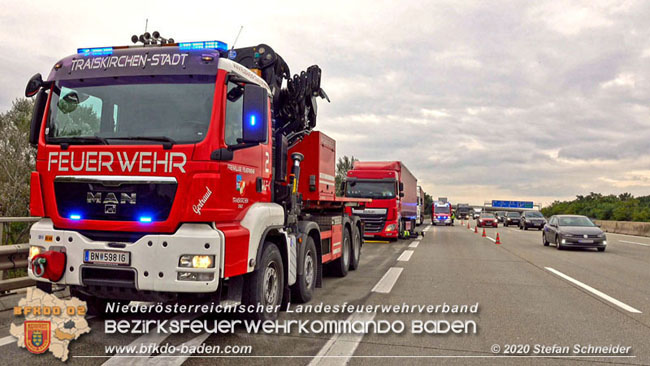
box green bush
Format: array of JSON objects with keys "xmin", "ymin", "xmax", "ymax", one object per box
[{"xmin": 541, "ymin": 192, "xmax": 650, "ymax": 222}]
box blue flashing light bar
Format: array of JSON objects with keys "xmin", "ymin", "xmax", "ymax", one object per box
[
  {"xmin": 250, "ymin": 115, "xmax": 256, "ymax": 126},
  {"xmin": 77, "ymin": 47, "xmax": 113, "ymax": 56},
  {"xmin": 139, "ymin": 217, "xmax": 152, "ymax": 223},
  {"xmin": 178, "ymin": 40, "xmax": 228, "ymax": 51},
  {"xmin": 69, "ymin": 214, "xmax": 81, "ymax": 220}
]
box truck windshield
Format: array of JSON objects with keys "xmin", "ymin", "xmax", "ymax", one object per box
[
  {"xmin": 47, "ymin": 75, "xmax": 216, "ymax": 144},
  {"xmin": 434, "ymin": 206, "xmax": 451, "ymax": 214},
  {"xmin": 346, "ymin": 181, "xmax": 396, "ymax": 199}
]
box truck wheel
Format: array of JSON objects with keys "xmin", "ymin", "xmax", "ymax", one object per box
[
  {"xmin": 70, "ymin": 287, "xmax": 108, "ymax": 317},
  {"xmin": 291, "ymin": 237, "xmax": 317, "ymax": 303},
  {"xmin": 349, "ymin": 225, "xmax": 361, "ymax": 271},
  {"xmin": 331, "ymin": 228, "xmax": 350, "ymax": 277},
  {"xmin": 243, "ymin": 242, "xmax": 285, "ymax": 321}
]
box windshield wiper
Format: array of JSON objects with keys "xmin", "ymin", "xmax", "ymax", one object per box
[
  {"xmin": 49, "ymin": 136, "xmax": 108, "ymax": 145},
  {"xmin": 103, "ymin": 136, "xmax": 176, "ymax": 149}
]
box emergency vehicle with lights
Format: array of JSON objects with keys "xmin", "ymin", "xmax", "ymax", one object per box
[
  {"xmin": 343, "ymin": 161, "xmax": 417, "ymax": 239},
  {"xmin": 24, "ymin": 32, "xmax": 367, "ymax": 319},
  {"xmin": 432, "ymin": 201, "xmax": 453, "ymax": 226}
]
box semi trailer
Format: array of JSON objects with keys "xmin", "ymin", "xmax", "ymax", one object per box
[
  {"xmin": 416, "ymin": 185, "xmax": 424, "ymax": 226},
  {"xmin": 344, "ymin": 161, "xmax": 417, "ymax": 239},
  {"xmin": 24, "ymin": 32, "xmax": 367, "ymax": 320}
]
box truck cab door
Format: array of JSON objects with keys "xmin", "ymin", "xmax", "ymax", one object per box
[{"xmin": 220, "ymin": 81, "xmax": 272, "ymax": 213}]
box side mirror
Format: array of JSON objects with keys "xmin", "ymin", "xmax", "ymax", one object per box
[
  {"xmin": 399, "ymin": 182, "xmax": 404, "ymax": 192},
  {"xmin": 29, "ymin": 90, "xmax": 48, "ymax": 147},
  {"xmin": 25, "ymin": 73, "xmax": 44, "ymax": 97},
  {"xmin": 241, "ymin": 84, "xmax": 268, "ymax": 144},
  {"xmin": 399, "ymin": 192, "xmax": 405, "ymax": 198}
]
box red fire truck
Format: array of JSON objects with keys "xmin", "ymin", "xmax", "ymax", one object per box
[
  {"xmin": 344, "ymin": 161, "xmax": 417, "ymax": 240},
  {"xmin": 24, "ymin": 32, "xmax": 367, "ymax": 319}
]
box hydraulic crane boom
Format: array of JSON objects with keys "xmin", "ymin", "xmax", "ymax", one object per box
[{"xmin": 230, "ymin": 44, "xmax": 329, "ymax": 146}]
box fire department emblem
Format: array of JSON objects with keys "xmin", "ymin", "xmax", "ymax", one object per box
[
  {"xmin": 236, "ymin": 174, "xmax": 246, "ymax": 195},
  {"xmin": 24, "ymin": 321, "xmax": 51, "ymax": 354}
]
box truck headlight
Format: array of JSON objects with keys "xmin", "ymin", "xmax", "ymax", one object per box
[
  {"xmin": 179, "ymin": 255, "xmax": 215, "ymax": 269},
  {"xmin": 29, "ymin": 246, "xmax": 44, "ymax": 260},
  {"xmin": 386, "ymin": 224, "xmax": 396, "ymax": 232}
]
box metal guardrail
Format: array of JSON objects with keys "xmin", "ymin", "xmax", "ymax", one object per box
[
  {"xmin": 0, "ymin": 217, "xmax": 40, "ymax": 293},
  {"xmin": 0, "ymin": 244, "xmax": 35, "ymax": 292}
]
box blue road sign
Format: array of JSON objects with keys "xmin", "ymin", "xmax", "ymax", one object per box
[{"xmin": 492, "ymin": 200, "xmax": 534, "ymax": 209}]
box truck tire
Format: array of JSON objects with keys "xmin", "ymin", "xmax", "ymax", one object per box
[
  {"xmin": 70, "ymin": 287, "xmax": 108, "ymax": 317},
  {"xmin": 349, "ymin": 225, "xmax": 361, "ymax": 271},
  {"xmin": 291, "ymin": 236, "xmax": 317, "ymax": 303},
  {"xmin": 331, "ymin": 228, "xmax": 350, "ymax": 277},
  {"xmin": 243, "ymin": 242, "xmax": 285, "ymax": 321}
]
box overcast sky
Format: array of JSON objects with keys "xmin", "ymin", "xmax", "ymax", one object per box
[{"xmin": 2, "ymin": 0, "xmax": 650, "ymax": 206}]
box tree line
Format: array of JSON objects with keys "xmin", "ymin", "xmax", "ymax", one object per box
[
  {"xmin": 0, "ymin": 98, "xmax": 35, "ymax": 245},
  {"xmin": 541, "ymin": 192, "xmax": 650, "ymax": 222}
]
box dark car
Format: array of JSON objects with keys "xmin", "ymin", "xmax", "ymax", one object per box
[
  {"xmin": 495, "ymin": 211, "xmax": 506, "ymax": 223},
  {"xmin": 542, "ymin": 215, "xmax": 607, "ymax": 252},
  {"xmin": 503, "ymin": 212, "xmax": 521, "ymax": 227},
  {"xmin": 477, "ymin": 213, "xmax": 498, "ymax": 228},
  {"xmin": 519, "ymin": 211, "xmax": 546, "ymax": 230}
]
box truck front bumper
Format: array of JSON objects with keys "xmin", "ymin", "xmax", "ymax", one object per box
[
  {"xmin": 28, "ymin": 219, "xmax": 223, "ymax": 293},
  {"xmin": 432, "ymin": 217, "xmax": 452, "ymax": 225},
  {"xmin": 363, "ymin": 220, "xmax": 399, "ymax": 239}
]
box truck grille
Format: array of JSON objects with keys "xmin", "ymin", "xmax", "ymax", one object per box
[
  {"xmin": 81, "ymin": 266, "xmax": 136, "ymax": 288},
  {"xmin": 356, "ymin": 213, "xmax": 386, "ymax": 233},
  {"xmin": 54, "ymin": 176, "xmax": 177, "ymax": 222}
]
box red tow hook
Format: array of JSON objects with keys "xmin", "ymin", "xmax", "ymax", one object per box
[{"xmin": 31, "ymin": 251, "xmax": 66, "ymax": 282}]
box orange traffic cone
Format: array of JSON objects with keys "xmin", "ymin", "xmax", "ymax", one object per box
[
  {"xmin": 482, "ymin": 228, "xmax": 486, "ymax": 237},
  {"xmin": 495, "ymin": 233, "xmax": 501, "ymax": 244},
  {"xmin": 474, "ymin": 226, "xmax": 478, "ymax": 233},
  {"xmin": 467, "ymin": 222, "xmax": 470, "ymax": 229}
]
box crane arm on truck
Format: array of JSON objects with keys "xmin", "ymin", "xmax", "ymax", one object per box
[{"xmin": 231, "ymin": 45, "xmax": 330, "ymax": 147}]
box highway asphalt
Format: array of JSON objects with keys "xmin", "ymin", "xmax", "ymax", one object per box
[{"xmin": 0, "ymin": 222, "xmax": 648, "ymax": 365}]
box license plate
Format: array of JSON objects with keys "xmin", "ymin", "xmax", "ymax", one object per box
[
  {"xmin": 578, "ymin": 239, "xmax": 593, "ymax": 244},
  {"xmin": 84, "ymin": 250, "xmax": 130, "ymax": 265}
]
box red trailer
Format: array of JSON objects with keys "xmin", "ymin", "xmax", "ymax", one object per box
[{"xmin": 344, "ymin": 161, "xmax": 417, "ymax": 239}]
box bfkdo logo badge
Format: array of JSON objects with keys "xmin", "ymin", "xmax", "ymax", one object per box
[{"xmin": 25, "ymin": 320, "xmax": 51, "ymax": 354}]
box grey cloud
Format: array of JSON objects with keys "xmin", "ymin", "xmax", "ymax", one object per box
[{"xmin": 3, "ymin": 0, "xmax": 650, "ymax": 205}]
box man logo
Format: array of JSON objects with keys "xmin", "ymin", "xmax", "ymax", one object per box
[
  {"xmin": 25, "ymin": 321, "xmax": 51, "ymax": 354},
  {"xmin": 87, "ymin": 192, "xmax": 136, "ymax": 214}
]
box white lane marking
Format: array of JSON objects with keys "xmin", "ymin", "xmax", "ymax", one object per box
[
  {"xmin": 371, "ymin": 267, "xmax": 403, "ymax": 293},
  {"xmin": 103, "ymin": 312, "xmax": 204, "ymax": 365},
  {"xmin": 619, "ymin": 240, "xmax": 650, "ymax": 247},
  {"xmin": 0, "ymin": 335, "xmax": 16, "ymax": 347},
  {"xmin": 486, "ymin": 237, "xmax": 496, "ymax": 242},
  {"xmin": 308, "ymin": 312, "xmax": 376, "ymax": 366},
  {"xmin": 149, "ymin": 332, "xmax": 211, "ymax": 366},
  {"xmin": 408, "ymin": 241, "xmax": 419, "ymax": 248},
  {"xmin": 545, "ymin": 267, "xmax": 642, "ymax": 314},
  {"xmin": 397, "ymin": 250, "xmax": 414, "ymax": 262}
]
